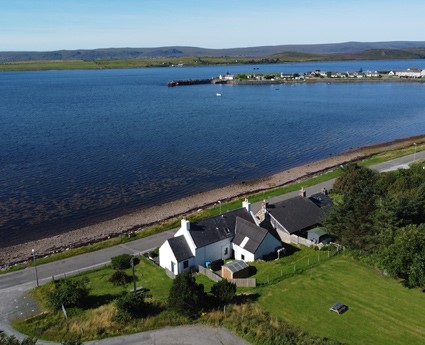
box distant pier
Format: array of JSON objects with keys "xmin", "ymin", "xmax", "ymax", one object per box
[{"xmin": 167, "ymin": 78, "xmax": 225, "ymax": 87}]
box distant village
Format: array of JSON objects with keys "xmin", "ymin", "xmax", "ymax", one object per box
[
  {"xmin": 168, "ymin": 67, "xmax": 425, "ymax": 86},
  {"xmin": 219, "ymin": 67, "xmax": 425, "ymax": 83}
]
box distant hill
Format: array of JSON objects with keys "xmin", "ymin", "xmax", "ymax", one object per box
[
  {"xmin": 271, "ymin": 49, "xmax": 425, "ymax": 62},
  {"xmin": 1, "ymin": 41, "xmax": 425, "ymax": 62}
]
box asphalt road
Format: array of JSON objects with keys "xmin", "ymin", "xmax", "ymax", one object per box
[{"xmin": 1, "ymin": 150, "xmax": 424, "ymax": 344}]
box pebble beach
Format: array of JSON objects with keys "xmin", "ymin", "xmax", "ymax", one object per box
[{"xmin": 1, "ymin": 136, "xmax": 424, "ymax": 266}]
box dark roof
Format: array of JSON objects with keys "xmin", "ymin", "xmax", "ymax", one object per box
[
  {"xmin": 168, "ymin": 235, "xmax": 194, "ymax": 262},
  {"xmin": 189, "ymin": 208, "xmax": 254, "ymax": 248},
  {"xmin": 223, "ymin": 260, "xmax": 249, "ymax": 273},
  {"xmin": 267, "ymin": 196, "xmax": 324, "ymax": 234},
  {"xmin": 233, "ymin": 217, "xmax": 270, "ymax": 254},
  {"xmin": 309, "ymin": 193, "xmax": 333, "ymax": 209}
]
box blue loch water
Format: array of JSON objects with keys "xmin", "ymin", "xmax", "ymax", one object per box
[{"xmin": 1, "ymin": 60, "xmax": 425, "ymax": 247}]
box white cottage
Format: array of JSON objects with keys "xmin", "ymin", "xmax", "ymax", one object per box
[
  {"xmin": 232, "ymin": 217, "xmax": 282, "ymax": 262},
  {"xmin": 159, "ymin": 200, "xmax": 282, "ymax": 275}
]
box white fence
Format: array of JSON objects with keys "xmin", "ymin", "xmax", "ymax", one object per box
[{"xmin": 278, "ymin": 231, "xmax": 314, "ymax": 247}]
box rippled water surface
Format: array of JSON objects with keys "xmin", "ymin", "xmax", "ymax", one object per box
[{"xmin": 1, "ymin": 60, "xmax": 425, "ymax": 247}]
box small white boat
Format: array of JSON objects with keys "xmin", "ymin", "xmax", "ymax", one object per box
[{"xmin": 216, "ymin": 93, "xmax": 222, "ymax": 97}]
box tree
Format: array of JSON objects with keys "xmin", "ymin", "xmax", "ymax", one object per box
[
  {"xmin": 167, "ymin": 272, "xmax": 205, "ymax": 318},
  {"xmin": 382, "ymin": 224, "xmax": 425, "ymax": 288},
  {"xmin": 324, "ymin": 164, "xmax": 379, "ymax": 251},
  {"xmin": 48, "ymin": 278, "xmax": 90, "ymax": 310},
  {"xmin": 115, "ymin": 292, "xmax": 148, "ymax": 322},
  {"xmin": 211, "ymin": 280, "xmax": 236, "ymax": 306},
  {"xmin": 110, "ymin": 254, "xmax": 133, "ymax": 270}
]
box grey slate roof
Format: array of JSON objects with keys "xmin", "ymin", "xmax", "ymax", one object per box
[
  {"xmin": 189, "ymin": 208, "xmax": 254, "ymax": 248},
  {"xmin": 233, "ymin": 217, "xmax": 270, "ymax": 254},
  {"xmin": 168, "ymin": 235, "xmax": 194, "ymax": 262},
  {"xmin": 267, "ymin": 196, "xmax": 324, "ymax": 234}
]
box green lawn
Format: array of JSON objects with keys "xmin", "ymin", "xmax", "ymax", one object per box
[
  {"xmin": 75, "ymin": 256, "xmax": 172, "ymax": 301},
  {"xmin": 257, "ymin": 256, "xmax": 425, "ymax": 345}
]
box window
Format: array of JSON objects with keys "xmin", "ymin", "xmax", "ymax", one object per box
[
  {"xmin": 241, "ymin": 254, "xmax": 245, "ymax": 260},
  {"xmin": 183, "ymin": 260, "xmax": 189, "ymax": 269},
  {"xmin": 224, "ymin": 247, "xmax": 228, "ymax": 255}
]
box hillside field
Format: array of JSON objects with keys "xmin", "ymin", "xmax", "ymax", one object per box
[{"xmin": 258, "ymin": 256, "xmax": 425, "ymax": 345}]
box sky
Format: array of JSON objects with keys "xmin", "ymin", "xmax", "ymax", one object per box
[{"xmin": 1, "ymin": 0, "xmax": 424, "ymax": 51}]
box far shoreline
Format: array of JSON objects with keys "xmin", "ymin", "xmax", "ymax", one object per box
[{"xmin": 1, "ymin": 134, "xmax": 425, "ymax": 266}]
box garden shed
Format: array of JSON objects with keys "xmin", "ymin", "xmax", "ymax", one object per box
[
  {"xmin": 221, "ymin": 260, "xmax": 250, "ymax": 280},
  {"xmin": 307, "ymin": 227, "xmax": 328, "ymax": 243}
]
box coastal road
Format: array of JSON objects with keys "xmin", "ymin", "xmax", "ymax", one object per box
[{"xmin": 1, "ymin": 150, "xmax": 424, "ymax": 343}]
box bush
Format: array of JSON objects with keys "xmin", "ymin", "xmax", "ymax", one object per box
[
  {"xmin": 167, "ymin": 272, "xmax": 205, "ymax": 318},
  {"xmin": 0, "ymin": 333, "xmax": 37, "ymax": 345},
  {"xmin": 211, "ymin": 280, "xmax": 236, "ymax": 305},
  {"xmin": 48, "ymin": 278, "xmax": 89, "ymax": 310},
  {"xmin": 115, "ymin": 292, "xmax": 148, "ymax": 322},
  {"xmin": 61, "ymin": 340, "xmax": 83, "ymax": 345},
  {"xmin": 111, "ymin": 254, "xmax": 132, "ymax": 270},
  {"xmin": 109, "ymin": 270, "xmax": 131, "ymax": 286}
]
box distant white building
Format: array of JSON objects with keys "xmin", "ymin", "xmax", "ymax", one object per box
[
  {"xmin": 219, "ymin": 73, "xmax": 234, "ymax": 81},
  {"xmin": 394, "ymin": 68, "xmax": 425, "ymax": 78}
]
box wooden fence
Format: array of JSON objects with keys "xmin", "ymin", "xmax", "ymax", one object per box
[
  {"xmin": 230, "ymin": 278, "xmax": 256, "ymax": 287},
  {"xmin": 198, "ymin": 265, "xmax": 256, "ymax": 287},
  {"xmin": 198, "ymin": 266, "xmax": 222, "ymax": 282}
]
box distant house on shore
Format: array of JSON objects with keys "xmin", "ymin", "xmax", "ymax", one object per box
[
  {"xmin": 219, "ymin": 73, "xmax": 235, "ymax": 81},
  {"xmin": 390, "ymin": 68, "xmax": 425, "ymax": 78}
]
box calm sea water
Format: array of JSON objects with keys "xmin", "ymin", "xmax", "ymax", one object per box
[{"xmin": 1, "ymin": 60, "xmax": 425, "ymax": 247}]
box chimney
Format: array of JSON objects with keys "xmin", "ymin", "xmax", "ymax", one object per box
[
  {"xmin": 242, "ymin": 198, "xmax": 252, "ymax": 213},
  {"xmin": 181, "ymin": 218, "xmax": 190, "ymax": 231},
  {"xmin": 321, "ymin": 187, "xmax": 328, "ymax": 195},
  {"xmin": 299, "ymin": 187, "xmax": 306, "ymax": 198},
  {"xmin": 261, "ymin": 199, "xmax": 268, "ymax": 211}
]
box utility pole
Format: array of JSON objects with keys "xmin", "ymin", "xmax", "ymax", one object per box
[
  {"xmin": 32, "ymin": 249, "xmax": 39, "ymax": 287},
  {"xmin": 131, "ymin": 257, "xmax": 137, "ymax": 294}
]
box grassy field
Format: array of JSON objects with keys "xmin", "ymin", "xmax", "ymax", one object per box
[{"xmin": 257, "ymin": 256, "xmax": 425, "ymax": 345}]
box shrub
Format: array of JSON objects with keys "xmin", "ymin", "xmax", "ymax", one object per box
[
  {"xmin": 48, "ymin": 278, "xmax": 89, "ymax": 310},
  {"xmin": 61, "ymin": 340, "xmax": 83, "ymax": 345},
  {"xmin": 0, "ymin": 333, "xmax": 37, "ymax": 345},
  {"xmin": 109, "ymin": 270, "xmax": 131, "ymax": 286},
  {"xmin": 167, "ymin": 272, "xmax": 205, "ymax": 318},
  {"xmin": 211, "ymin": 280, "xmax": 236, "ymax": 305},
  {"xmin": 115, "ymin": 292, "xmax": 148, "ymax": 322},
  {"xmin": 111, "ymin": 254, "xmax": 133, "ymax": 270}
]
